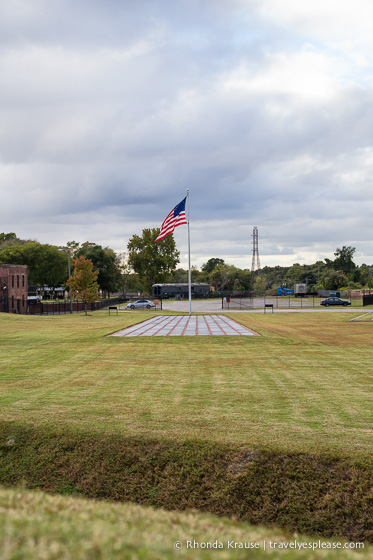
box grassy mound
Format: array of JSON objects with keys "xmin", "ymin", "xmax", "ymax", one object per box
[
  {"xmin": 1, "ymin": 486, "xmax": 371, "ymax": 560},
  {"xmin": 1, "ymin": 422, "xmax": 371, "ymax": 543}
]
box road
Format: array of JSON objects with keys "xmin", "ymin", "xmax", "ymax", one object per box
[{"xmin": 157, "ymin": 299, "xmax": 363, "ymax": 314}]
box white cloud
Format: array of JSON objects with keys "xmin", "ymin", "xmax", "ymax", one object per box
[
  {"xmin": 258, "ymin": 0, "xmax": 373, "ymax": 45},
  {"xmin": 222, "ymin": 48, "xmax": 340, "ymax": 101}
]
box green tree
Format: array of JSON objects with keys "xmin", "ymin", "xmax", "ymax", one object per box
[
  {"xmin": 232, "ymin": 268, "xmax": 252, "ymax": 291},
  {"xmin": 191, "ymin": 266, "xmax": 209, "ymax": 283},
  {"xmin": 333, "ymin": 246, "xmax": 356, "ymax": 275},
  {"xmin": 209, "ymin": 264, "xmax": 228, "ymax": 292},
  {"xmin": 169, "ymin": 268, "xmax": 188, "ymax": 283},
  {"xmin": 320, "ymin": 269, "xmax": 347, "ymax": 290},
  {"xmin": 127, "ymin": 228, "xmax": 180, "ymax": 293},
  {"xmin": 67, "ymin": 256, "xmax": 99, "ymax": 315},
  {"xmin": 0, "ymin": 241, "xmax": 67, "ymax": 287},
  {"xmin": 123, "ymin": 273, "xmax": 141, "ymax": 293},
  {"xmin": 201, "ymin": 258, "xmax": 225, "ymax": 274},
  {"xmin": 284, "ymin": 263, "xmax": 303, "ymax": 285},
  {"xmin": 66, "ymin": 240, "xmax": 81, "ymax": 259},
  {"xmin": 77, "ymin": 243, "xmax": 123, "ymax": 296},
  {"xmin": 253, "ymin": 275, "xmax": 268, "ymax": 295},
  {"xmin": 0, "ymin": 232, "xmax": 17, "ymax": 244},
  {"xmin": 208, "ymin": 264, "xmax": 235, "ymax": 292},
  {"xmin": 358, "ymin": 264, "xmax": 373, "ymax": 289},
  {"xmin": 208, "ymin": 264, "xmax": 251, "ymax": 293},
  {"xmin": 0, "ymin": 232, "xmax": 31, "ymax": 251}
]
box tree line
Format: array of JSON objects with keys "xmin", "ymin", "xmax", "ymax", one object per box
[
  {"xmin": 0, "ymin": 233, "xmax": 123, "ymax": 296},
  {"xmin": 127, "ymin": 233, "xmax": 372, "ymax": 295},
  {"xmin": 257, "ymin": 246, "xmax": 371, "ymax": 294},
  {"xmin": 1, "ymin": 231, "xmax": 371, "ymax": 297}
]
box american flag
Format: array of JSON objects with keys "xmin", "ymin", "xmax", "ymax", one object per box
[{"xmin": 155, "ymin": 197, "xmax": 187, "ymax": 242}]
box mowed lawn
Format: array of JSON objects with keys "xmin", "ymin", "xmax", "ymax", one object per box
[{"xmin": 0, "ymin": 310, "xmax": 372, "ymax": 457}]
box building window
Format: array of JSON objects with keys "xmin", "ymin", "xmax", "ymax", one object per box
[
  {"xmin": 11, "ymin": 296, "xmax": 14, "ymax": 309},
  {"xmin": 22, "ymin": 275, "xmax": 25, "ymax": 288},
  {"xmin": 12, "ymin": 275, "xmax": 14, "ymax": 288},
  {"xmin": 17, "ymin": 275, "xmax": 19, "ymax": 288}
]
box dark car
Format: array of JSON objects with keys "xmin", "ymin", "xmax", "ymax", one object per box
[
  {"xmin": 127, "ymin": 299, "xmax": 156, "ymax": 310},
  {"xmin": 320, "ymin": 297, "xmax": 351, "ymax": 307}
]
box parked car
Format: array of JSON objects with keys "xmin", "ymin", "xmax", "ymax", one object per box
[
  {"xmin": 127, "ymin": 299, "xmax": 156, "ymax": 310},
  {"xmin": 27, "ymin": 296, "xmax": 42, "ymax": 304},
  {"xmin": 320, "ymin": 297, "xmax": 351, "ymax": 307}
]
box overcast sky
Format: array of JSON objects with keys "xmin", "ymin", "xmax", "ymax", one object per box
[{"xmin": 1, "ymin": 0, "xmax": 372, "ymax": 269}]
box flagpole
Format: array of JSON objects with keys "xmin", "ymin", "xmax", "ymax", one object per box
[{"xmin": 187, "ymin": 189, "xmax": 192, "ymax": 316}]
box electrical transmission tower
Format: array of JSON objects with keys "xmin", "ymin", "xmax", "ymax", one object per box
[{"xmin": 251, "ymin": 226, "xmax": 260, "ymax": 276}]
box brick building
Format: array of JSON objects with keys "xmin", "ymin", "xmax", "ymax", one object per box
[{"xmin": 0, "ymin": 264, "xmax": 28, "ymax": 314}]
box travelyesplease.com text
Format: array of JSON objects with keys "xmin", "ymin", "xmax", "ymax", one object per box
[{"xmin": 173, "ymin": 539, "xmax": 364, "ymax": 551}]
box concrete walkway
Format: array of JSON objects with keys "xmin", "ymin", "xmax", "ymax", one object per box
[{"xmin": 110, "ymin": 315, "xmax": 259, "ymax": 337}]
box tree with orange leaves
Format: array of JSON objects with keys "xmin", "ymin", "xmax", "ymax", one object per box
[{"xmin": 67, "ymin": 255, "xmax": 99, "ymax": 315}]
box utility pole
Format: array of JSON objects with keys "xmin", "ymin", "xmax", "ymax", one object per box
[
  {"xmin": 251, "ymin": 226, "xmax": 261, "ymax": 290},
  {"xmin": 59, "ymin": 248, "xmax": 73, "ymax": 313},
  {"xmin": 368, "ymin": 266, "xmax": 371, "ymax": 294}
]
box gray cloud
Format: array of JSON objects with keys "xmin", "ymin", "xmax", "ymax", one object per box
[{"xmin": 0, "ymin": 0, "xmax": 372, "ymax": 268}]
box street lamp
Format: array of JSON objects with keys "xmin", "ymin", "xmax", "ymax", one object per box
[
  {"xmin": 59, "ymin": 248, "xmax": 73, "ymax": 313},
  {"xmin": 2, "ymin": 282, "xmax": 7, "ymax": 313}
]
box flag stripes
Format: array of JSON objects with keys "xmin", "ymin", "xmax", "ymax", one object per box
[{"xmin": 155, "ymin": 197, "xmax": 187, "ymax": 242}]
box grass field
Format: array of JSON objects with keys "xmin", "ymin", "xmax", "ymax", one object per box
[
  {"xmin": 0, "ymin": 311, "xmax": 371, "ymax": 455},
  {"xmin": 0, "ymin": 310, "xmax": 372, "ymax": 555}
]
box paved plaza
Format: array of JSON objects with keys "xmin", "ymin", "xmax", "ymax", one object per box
[{"xmin": 110, "ymin": 315, "xmax": 259, "ymax": 337}]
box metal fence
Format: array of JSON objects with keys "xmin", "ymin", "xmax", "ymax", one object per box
[
  {"xmin": 0, "ymin": 297, "xmax": 123, "ymax": 315},
  {"xmin": 34, "ymin": 297, "xmax": 123, "ymax": 315},
  {"xmin": 222, "ymin": 295, "xmax": 320, "ymax": 310},
  {"xmin": 0, "ymin": 297, "xmax": 27, "ymax": 314}
]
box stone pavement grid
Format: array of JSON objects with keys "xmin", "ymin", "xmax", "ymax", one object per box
[{"xmin": 110, "ymin": 315, "xmax": 259, "ymax": 337}]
